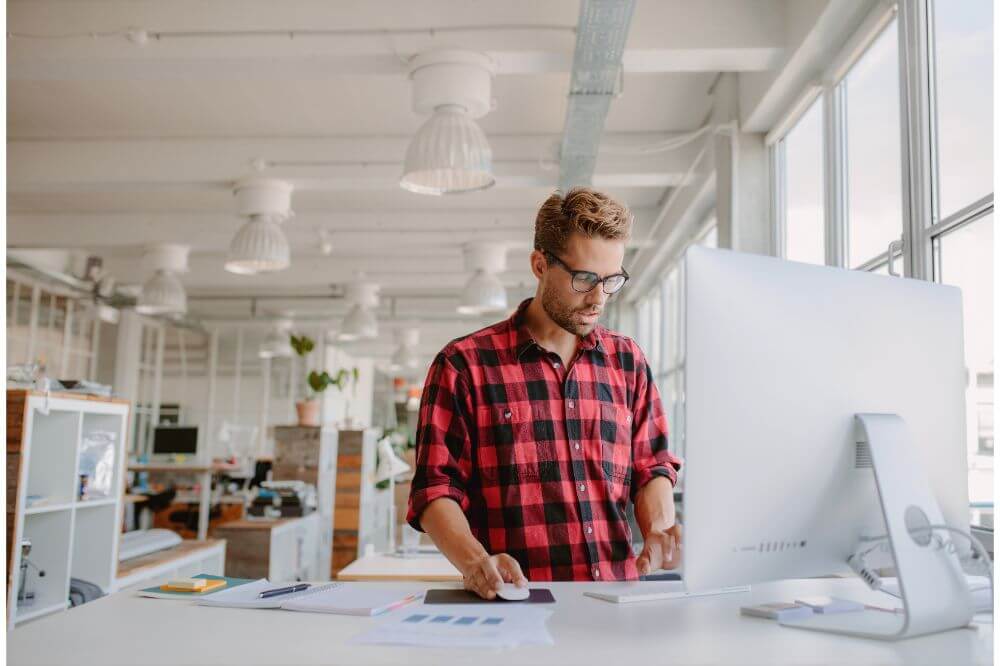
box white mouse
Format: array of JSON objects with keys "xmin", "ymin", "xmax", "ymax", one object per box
[{"xmin": 496, "ymin": 583, "xmax": 530, "ymax": 601}]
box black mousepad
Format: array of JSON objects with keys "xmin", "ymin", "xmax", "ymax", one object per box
[{"xmin": 423, "ymin": 588, "xmax": 556, "ymax": 604}]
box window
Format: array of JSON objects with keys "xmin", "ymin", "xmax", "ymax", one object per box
[
  {"xmin": 783, "ymin": 98, "xmax": 826, "ymax": 265},
  {"xmin": 928, "ymin": 0, "xmax": 994, "ymax": 528},
  {"xmin": 768, "ymin": 1, "xmax": 993, "ymax": 527},
  {"xmin": 932, "ymin": 0, "xmax": 993, "ymax": 219},
  {"xmin": 845, "ymin": 19, "xmax": 904, "ymax": 268},
  {"xmin": 934, "ymin": 213, "xmax": 993, "ymax": 524},
  {"xmin": 643, "ymin": 219, "xmax": 717, "ymax": 471}
]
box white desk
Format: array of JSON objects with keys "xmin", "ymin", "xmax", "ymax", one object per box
[
  {"xmin": 337, "ymin": 552, "xmax": 462, "ymax": 581},
  {"xmin": 8, "ymin": 578, "xmax": 992, "ymax": 665}
]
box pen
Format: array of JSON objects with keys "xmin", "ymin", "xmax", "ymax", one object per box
[{"xmin": 258, "ymin": 583, "xmax": 310, "ymax": 599}]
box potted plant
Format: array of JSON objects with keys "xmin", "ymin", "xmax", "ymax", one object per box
[{"xmin": 290, "ymin": 334, "xmax": 323, "ymax": 426}]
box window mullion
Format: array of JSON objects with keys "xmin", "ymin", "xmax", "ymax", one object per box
[
  {"xmin": 823, "ymin": 84, "xmax": 848, "ymax": 268},
  {"xmin": 897, "ymin": 0, "xmax": 936, "ymax": 281},
  {"xmin": 770, "ymin": 141, "xmax": 787, "ymax": 258}
]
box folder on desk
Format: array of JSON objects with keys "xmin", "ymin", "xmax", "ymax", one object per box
[{"xmin": 137, "ymin": 574, "xmax": 255, "ymax": 600}]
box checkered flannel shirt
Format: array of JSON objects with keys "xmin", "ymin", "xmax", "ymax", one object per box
[{"xmin": 406, "ymin": 298, "xmax": 682, "ymax": 581}]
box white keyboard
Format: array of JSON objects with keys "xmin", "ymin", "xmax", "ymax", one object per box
[{"xmin": 584, "ymin": 582, "xmax": 751, "ymax": 604}]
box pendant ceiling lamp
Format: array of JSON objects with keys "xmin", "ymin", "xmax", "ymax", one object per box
[
  {"xmin": 457, "ymin": 242, "xmax": 508, "ymax": 315},
  {"xmin": 389, "ymin": 327, "xmax": 421, "ymax": 372},
  {"xmin": 400, "ymin": 50, "xmax": 497, "ymax": 196},
  {"xmin": 338, "ymin": 280, "xmax": 380, "ymax": 342},
  {"xmin": 225, "ymin": 179, "xmax": 293, "ymax": 275},
  {"xmin": 136, "ymin": 244, "xmax": 189, "ymax": 316},
  {"xmin": 259, "ymin": 320, "xmax": 294, "ymax": 359}
]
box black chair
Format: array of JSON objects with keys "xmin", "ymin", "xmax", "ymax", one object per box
[
  {"xmin": 133, "ymin": 486, "xmax": 177, "ymax": 531},
  {"xmin": 168, "ymin": 503, "xmax": 223, "ymax": 533}
]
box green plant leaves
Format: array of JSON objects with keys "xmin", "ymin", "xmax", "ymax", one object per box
[{"xmin": 289, "ymin": 334, "xmax": 315, "ymax": 357}]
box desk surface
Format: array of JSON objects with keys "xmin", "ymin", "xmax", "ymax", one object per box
[
  {"xmin": 8, "ymin": 579, "xmax": 992, "ymax": 665},
  {"xmin": 337, "ymin": 552, "xmax": 462, "ymax": 581},
  {"xmin": 128, "ymin": 462, "xmax": 241, "ymax": 473}
]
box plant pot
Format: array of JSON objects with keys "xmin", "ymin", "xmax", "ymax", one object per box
[{"xmin": 295, "ymin": 399, "xmax": 321, "ymax": 427}]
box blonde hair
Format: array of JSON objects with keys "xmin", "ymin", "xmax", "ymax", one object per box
[{"xmin": 533, "ymin": 187, "xmax": 633, "ymax": 254}]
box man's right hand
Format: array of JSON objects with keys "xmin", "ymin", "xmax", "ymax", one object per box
[{"xmin": 462, "ymin": 553, "xmax": 528, "ymax": 600}]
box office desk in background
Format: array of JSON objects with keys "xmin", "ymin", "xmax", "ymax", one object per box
[
  {"xmin": 337, "ymin": 552, "xmax": 463, "ymax": 581},
  {"xmin": 8, "ymin": 579, "xmax": 991, "ymax": 665},
  {"xmin": 128, "ymin": 462, "xmax": 241, "ymax": 540}
]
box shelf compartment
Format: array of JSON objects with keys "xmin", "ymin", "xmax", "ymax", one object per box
[{"xmin": 15, "ymin": 510, "xmax": 73, "ymax": 623}]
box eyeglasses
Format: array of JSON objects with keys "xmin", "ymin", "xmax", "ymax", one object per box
[{"xmin": 542, "ymin": 250, "xmax": 630, "ymax": 295}]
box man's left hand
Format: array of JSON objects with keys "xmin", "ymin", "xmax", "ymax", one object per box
[{"xmin": 636, "ymin": 522, "xmax": 683, "ymax": 575}]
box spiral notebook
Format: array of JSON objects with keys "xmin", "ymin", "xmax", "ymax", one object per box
[{"xmin": 195, "ymin": 580, "xmax": 421, "ymax": 616}]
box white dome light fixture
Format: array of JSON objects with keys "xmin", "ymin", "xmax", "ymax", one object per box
[
  {"xmin": 457, "ymin": 242, "xmax": 508, "ymax": 315},
  {"xmin": 338, "ymin": 280, "xmax": 380, "ymax": 342},
  {"xmin": 390, "ymin": 327, "xmax": 421, "ymax": 372},
  {"xmin": 401, "ymin": 50, "xmax": 496, "ymax": 196},
  {"xmin": 136, "ymin": 244, "xmax": 189, "ymax": 316},
  {"xmin": 259, "ymin": 320, "xmax": 294, "ymax": 359},
  {"xmin": 225, "ymin": 179, "xmax": 293, "ymax": 275}
]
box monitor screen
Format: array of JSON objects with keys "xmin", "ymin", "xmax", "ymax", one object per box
[{"xmin": 152, "ymin": 426, "xmax": 198, "ymax": 455}]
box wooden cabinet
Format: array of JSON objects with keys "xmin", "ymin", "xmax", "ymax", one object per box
[
  {"xmin": 271, "ymin": 427, "xmax": 383, "ymax": 579},
  {"xmin": 212, "ymin": 515, "xmax": 319, "ymax": 581}
]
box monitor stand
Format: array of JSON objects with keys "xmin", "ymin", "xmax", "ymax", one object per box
[{"xmin": 780, "ymin": 413, "xmax": 974, "ymax": 640}]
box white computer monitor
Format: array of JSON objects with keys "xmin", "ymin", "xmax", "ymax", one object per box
[{"xmin": 681, "ymin": 247, "xmax": 970, "ymax": 617}]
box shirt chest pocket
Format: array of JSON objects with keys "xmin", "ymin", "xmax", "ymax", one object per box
[
  {"xmin": 596, "ymin": 403, "xmax": 632, "ymax": 484},
  {"xmin": 475, "ymin": 404, "xmax": 558, "ymax": 484}
]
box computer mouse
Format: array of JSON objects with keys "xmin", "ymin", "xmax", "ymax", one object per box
[{"xmin": 496, "ymin": 583, "xmax": 530, "ymax": 601}]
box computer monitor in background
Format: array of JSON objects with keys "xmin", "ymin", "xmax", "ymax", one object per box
[
  {"xmin": 152, "ymin": 426, "xmax": 199, "ymax": 457},
  {"xmin": 681, "ymin": 246, "xmax": 973, "ymax": 639}
]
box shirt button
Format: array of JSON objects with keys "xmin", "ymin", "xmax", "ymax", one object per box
[
  {"xmin": 568, "ymin": 400, "xmax": 575, "ymax": 409},
  {"xmin": 593, "ymin": 568, "xmax": 600, "ymax": 579},
  {"xmin": 574, "ymin": 443, "xmax": 580, "ymax": 451},
  {"xmin": 578, "ymin": 484, "xmax": 585, "ymax": 493},
  {"xmin": 503, "ymin": 409, "xmax": 511, "ymax": 419},
  {"xmin": 587, "ymin": 526, "xmax": 593, "ymax": 535}
]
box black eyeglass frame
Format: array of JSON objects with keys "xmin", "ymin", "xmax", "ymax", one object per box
[{"xmin": 541, "ymin": 250, "xmax": 630, "ymax": 295}]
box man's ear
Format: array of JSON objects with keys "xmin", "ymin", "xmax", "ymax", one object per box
[{"xmin": 529, "ymin": 249, "xmax": 547, "ymax": 280}]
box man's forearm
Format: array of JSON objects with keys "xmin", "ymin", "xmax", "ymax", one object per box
[
  {"xmin": 634, "ymin": 476, "xmax": 676, "ymax": 538},
  {"xmin": 419, "ymin": 497, "xmax": 491, "ymax": 575}
]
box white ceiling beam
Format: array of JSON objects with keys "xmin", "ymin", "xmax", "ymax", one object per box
[
  {"xmin": 6, "ymin": 208, "xmax": 658, "ymax": 250},
  {"xmin": 8, "ymin": 1, "xmax": 785, "ymax": 77},
  {"xmin": 8, "ymin": 47, "xmax": 782, "ymax": 81},
  {"xmin": 740, "ymin": 0, "xmax": 878, "ymax": 132},
  {"xmin": 7, "ymin": 135, "xmax": 696, "ymax": 194}
]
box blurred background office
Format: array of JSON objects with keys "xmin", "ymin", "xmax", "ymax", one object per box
[{"xmin": 4, "ymin": 0, "xmax": 993, "ymax": 629}]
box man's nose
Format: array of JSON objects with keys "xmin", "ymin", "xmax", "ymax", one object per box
[{"xmin": 585, "ymin": 288, "xmax": 608, "ymax": 307}]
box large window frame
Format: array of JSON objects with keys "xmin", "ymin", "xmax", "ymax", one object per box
[{"xmin": 768, "ymin": 0, "xmax": 994, "ymax": 530}]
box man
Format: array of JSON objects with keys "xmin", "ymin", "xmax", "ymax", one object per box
[{"xmin": 407, "ymin": 187, "xmax": 683, "ymax": 599}]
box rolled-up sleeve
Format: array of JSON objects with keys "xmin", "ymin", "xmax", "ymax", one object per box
[
  {"xmin": 406, "ymin": 350, "xmax": 475, "ymax": 532},
  {"xmin": 630, "ymin": 345, "xmax": 683, "ymax": 501}
]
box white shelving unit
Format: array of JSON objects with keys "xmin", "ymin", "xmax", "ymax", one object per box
[{"xmin": 7, "ymin": 391, "xmax": 129, "ymax": 630}]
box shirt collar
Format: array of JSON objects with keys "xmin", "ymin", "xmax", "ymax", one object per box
[{"xmin": 509, "ymin": 298, "xmax": 607, "ymax": 361}]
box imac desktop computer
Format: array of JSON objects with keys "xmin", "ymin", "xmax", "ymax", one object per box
[{"xmin": 681, "ymin": 246, "xmax": 983, "ymax": 640}]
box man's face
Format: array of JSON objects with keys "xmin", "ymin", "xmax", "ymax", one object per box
[{"xmin": 533, "ymin": 232, "xmax": 627, "ymax": 336}]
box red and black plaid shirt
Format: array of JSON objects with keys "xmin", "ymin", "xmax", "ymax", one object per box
[{"xmin": 407, "ymin": 298, "xmax": 682, "ymax": 582}]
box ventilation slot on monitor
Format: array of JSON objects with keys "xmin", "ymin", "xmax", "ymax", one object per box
[{"xmin": 854, "ymin": 441, "xmax": 873, "ymax": 469}]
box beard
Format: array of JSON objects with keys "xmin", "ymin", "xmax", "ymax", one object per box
[{"xmin": 539, "ymin": 283, "xmax": 601, "ymax": 337}]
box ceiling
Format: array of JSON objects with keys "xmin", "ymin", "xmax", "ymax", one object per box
[{"xmin": 8, "ymin": 0, "xmax": 832, "ymax": 360}]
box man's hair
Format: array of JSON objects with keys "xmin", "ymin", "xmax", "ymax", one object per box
[{"xmin": 533, "ymin": 187, "xmax": 633, "ymax": 254}]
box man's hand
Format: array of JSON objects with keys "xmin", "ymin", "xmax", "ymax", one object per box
[
  {"xmin": 462, "ymin": 553, "xmax": 528, "ymax": 600},
  {"xmin": 636, "ymin": 522, "xmax": 683, "ymax": 575}
]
